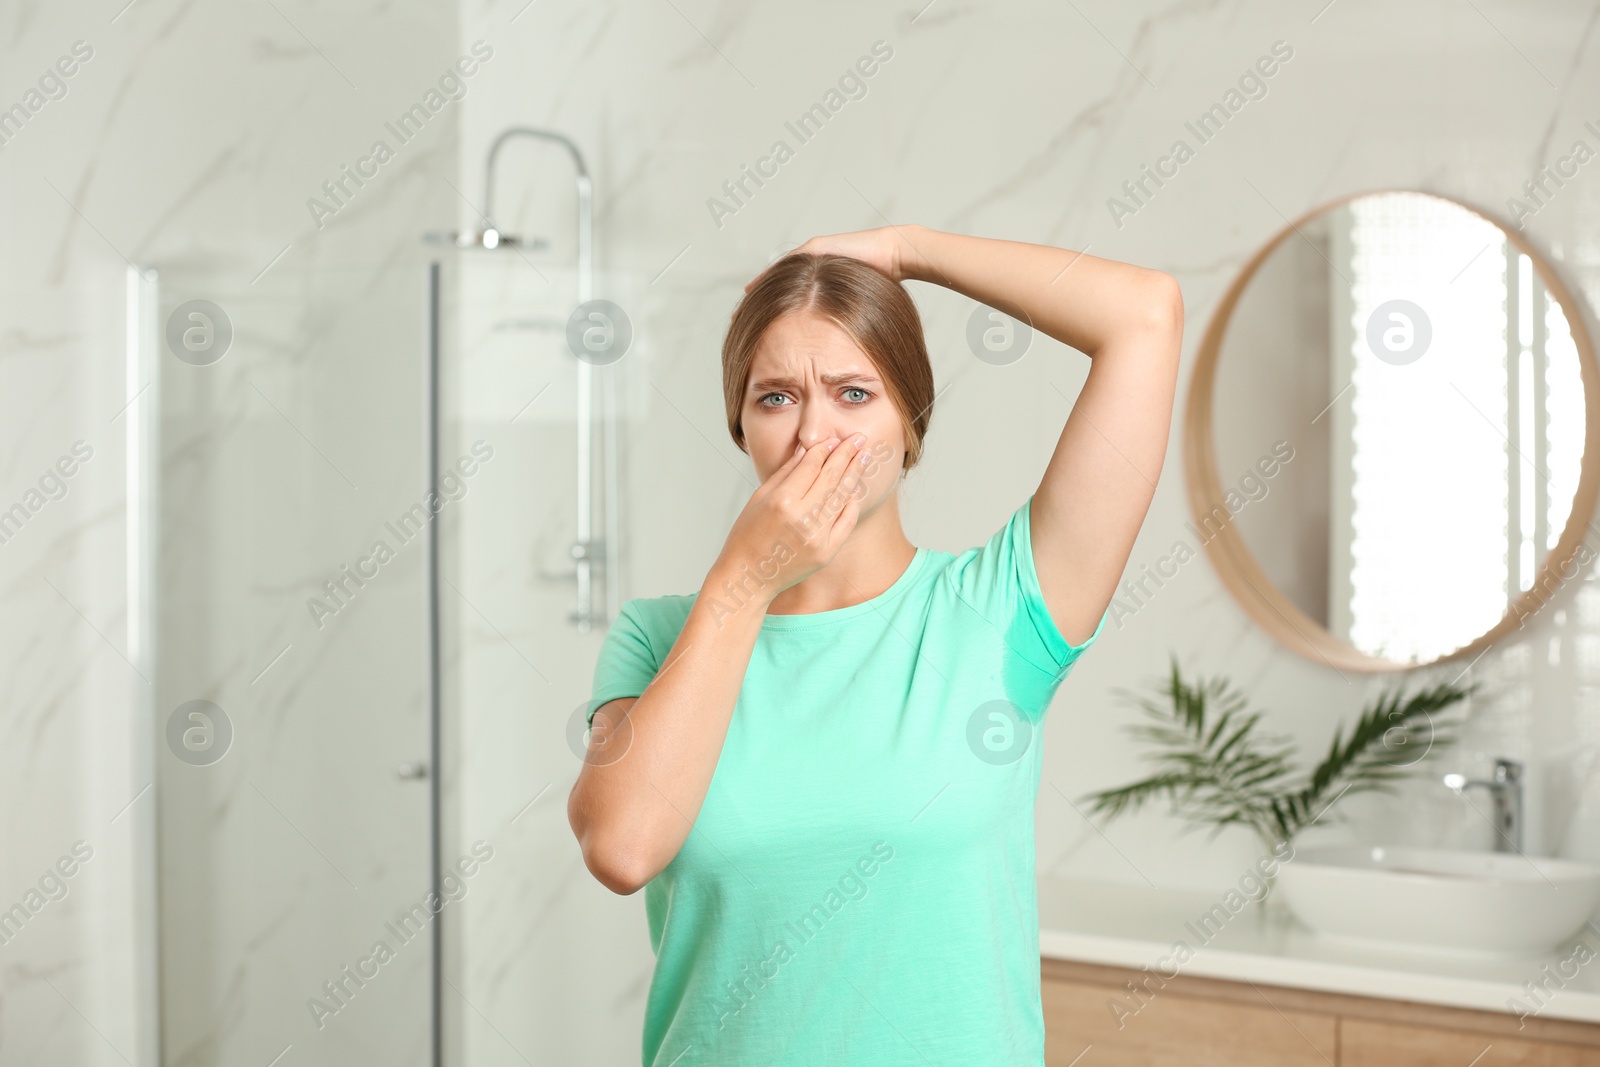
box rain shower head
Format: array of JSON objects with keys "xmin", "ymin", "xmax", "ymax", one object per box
[
  {"xmin": 421, "ymin": 228, "xmax": 548, "ymax": 251},
  {"xmin": 422, "ymin": 126, "xmax": 589, "ymax": 253}
]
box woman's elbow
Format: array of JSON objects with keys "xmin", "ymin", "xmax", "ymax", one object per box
[
  {"xmin": 584, "ymin": 839, "xmax": 647, "ymax": 896},
  {"xmin": 1143, "ymin": 271, "xmax": 1184, "ymax": 338},
  {"xmin": 569, "ymin": 788, "xmax": 648, "ymax": 895}
]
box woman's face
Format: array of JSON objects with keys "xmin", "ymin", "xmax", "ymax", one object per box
[{"xmin": 741, "ymin": 311, "xmax": 906, "ymax": 506}]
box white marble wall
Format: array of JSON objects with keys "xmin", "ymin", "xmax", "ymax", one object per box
[
  {"xmin": 448, "ymin": 0, "xmax": 1600, "ymax": 1063},
  {"xmin": 6, "ymin": 1, "xmax": 1600, "ymax": 1065}
]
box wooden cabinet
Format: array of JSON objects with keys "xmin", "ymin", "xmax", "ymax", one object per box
[
  {"xmin": 1340, "ymin": 1019, "xmax": 1600, "ymax": 1066},
  {"xmin": 1042, "ymin": 970, "xmax": 1336, "ymax": 1065},
  {"xmin": 1043, "ymin": 959, "xmax": 1600, "ymax": 1067}
]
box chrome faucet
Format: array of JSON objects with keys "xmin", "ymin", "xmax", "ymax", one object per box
[{"xmin": 1443, "ymin": 758, "xmax": 1523, "ymax": 854}]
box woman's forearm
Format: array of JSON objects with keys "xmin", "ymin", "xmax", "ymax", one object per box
[
  {"xmin": 571, "ymin": 563, "xmax": 770, "ymax": 893},
  {"xmin": 898, "ymin": 224, "xmax": 1177, "ymax": 357}
]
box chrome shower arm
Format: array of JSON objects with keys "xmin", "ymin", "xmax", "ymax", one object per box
[{"xmin": 482, "ymin": 127, "xmax": 590, "ymax": 233}]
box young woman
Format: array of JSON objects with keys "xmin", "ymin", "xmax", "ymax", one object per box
[{"xmin": 568, "ymin": 224, "xmax": 1182, "ymax": 1066}]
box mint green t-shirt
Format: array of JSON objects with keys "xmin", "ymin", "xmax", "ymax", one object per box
[{"xmin": 587, "ymin": 494, "xmax": 1106, "ymax": 1066}]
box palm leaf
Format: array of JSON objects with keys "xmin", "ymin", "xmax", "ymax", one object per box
[
  {"xmin": 1079, "ymin": 654, "xmax": 1477, "ymax": 849},
  {"xmin": 1082, "ymin": 654, "xmax": 1299, "ymax": 845},
  {"xmin": 1278, "ymin": 679, "xmax": 1477, "ymax": 831}
]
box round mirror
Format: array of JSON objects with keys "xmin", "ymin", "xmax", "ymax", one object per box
[{"xmin": 1184, "ymin": 189, "xmax": 1600, "ymax": 671}]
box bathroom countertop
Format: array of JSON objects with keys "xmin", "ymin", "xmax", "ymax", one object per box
[{"xmin": 1037, "ymin": 874, "xmax": 1600, "ymax": 1025}]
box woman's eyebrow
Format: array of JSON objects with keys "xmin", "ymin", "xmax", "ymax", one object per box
[{"xmin": 750, "ymin": 371, "xmax": 881, "ymax": 391}]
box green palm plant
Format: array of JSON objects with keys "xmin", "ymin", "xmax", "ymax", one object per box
[{"xmin": 1080, "ymin": 654, "xmax": 1478, "ymax": 859}]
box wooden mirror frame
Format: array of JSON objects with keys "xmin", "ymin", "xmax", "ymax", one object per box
[{"xmin": 1183, "ymin": 188, "xmax": 1600, "ymax": 673}]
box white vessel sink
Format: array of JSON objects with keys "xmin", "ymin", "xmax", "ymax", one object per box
[{"xmin": 1276, "ymin": 845, "xmax": 1600, "ymax": 956}]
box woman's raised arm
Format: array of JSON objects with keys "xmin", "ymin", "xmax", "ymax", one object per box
[{"xmin": 896, "ymin": 225, "xmax": 1184, "ymax": 648}]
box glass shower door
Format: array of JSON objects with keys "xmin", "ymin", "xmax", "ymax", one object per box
[{"xmin": 151, "ymin": 260, "xmax": 436, "ymax": 1067}]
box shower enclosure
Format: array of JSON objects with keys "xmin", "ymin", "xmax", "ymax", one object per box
[{"xmin": 145, "ymin": 127, "xmax": 637, "ymax": 1065}]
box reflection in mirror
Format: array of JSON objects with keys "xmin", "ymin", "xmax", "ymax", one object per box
[{"xmin": 1204, "ymin": 190, "xmax": 1592, "ymax": 665}]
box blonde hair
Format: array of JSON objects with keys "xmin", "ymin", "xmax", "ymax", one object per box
[{"xmin": 721, "ymin": 252, "xmax": 935, "ymax": 473}]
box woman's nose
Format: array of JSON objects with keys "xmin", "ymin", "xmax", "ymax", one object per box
[{"xmin": 798, "ymin": 421, "xmax": 840, "ymax": 449}]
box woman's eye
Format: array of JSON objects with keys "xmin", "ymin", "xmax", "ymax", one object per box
[{"xmin": 758, "ymin": 389, "xmax": 869, "ymax": 407}]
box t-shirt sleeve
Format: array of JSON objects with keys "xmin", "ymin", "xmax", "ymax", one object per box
[
  {"xmin": 951, "ymin": 493, "xmax": 1107, "ymax": 679},
  {"xmin": 587, "ymin": 598, "xmax": 660, "ymax": 727}
]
